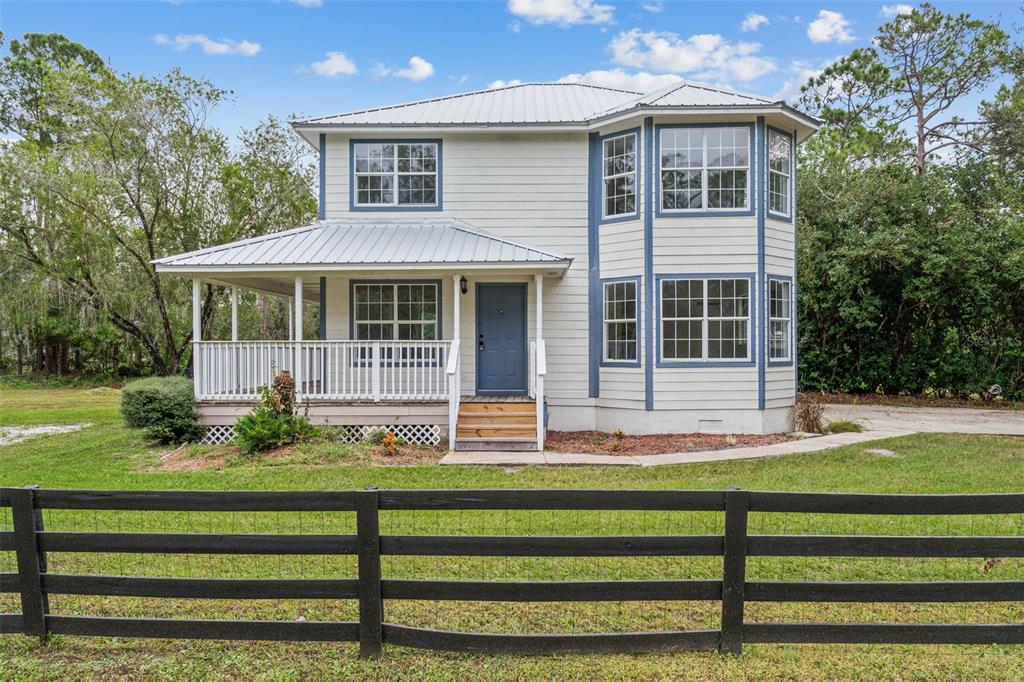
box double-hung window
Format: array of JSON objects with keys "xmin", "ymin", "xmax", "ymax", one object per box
[
  {"xmin": 603, "ymin": 280, "xmax": 638, "ymax": 362},
  {"xmin": 660, "ymin": 278, "xmax": 750, "ymax": 361},
  {"xmin": 353, "ymin": 142, "xmax": 439, "ymax": 207},
  {"xmin": 768, "ymin": 130, "xmax": 792, "ymax": 216},
  {"xmin": 768, "ymin": 278, "xmax": 792, "ymax": 361},
  {"xmin": 660, "ymin": 127, "xmax": 750, "ymax": 211},
  {"xmin": 354, "ymin": 283, "xmax": 438, "ymax": 341},
  {"xmin": 602, "ymin": 132, "xmax": 637, "ymax": 219}
]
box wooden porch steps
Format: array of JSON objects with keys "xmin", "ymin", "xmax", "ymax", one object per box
[{"xmin": 453, "ymin": 400, "xmax": 539, "ymax": 451}]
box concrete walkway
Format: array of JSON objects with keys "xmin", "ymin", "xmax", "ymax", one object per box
[{"xmin": 440, "ymin": 404, "xmax": 1023, "ymax": 467}]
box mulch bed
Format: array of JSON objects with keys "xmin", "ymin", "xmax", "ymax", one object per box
[
  {"xmin": 544, "ymin": 430, "xmax": 794, "ymax": 456},
  {"xmin": 810, "ymin": 392, "xmax": 1024, "ymax": 411}
]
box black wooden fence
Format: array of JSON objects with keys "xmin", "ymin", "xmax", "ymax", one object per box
[{"xmin": 2, "ymin": 486, "xmax": 1024, "ymax": 656}]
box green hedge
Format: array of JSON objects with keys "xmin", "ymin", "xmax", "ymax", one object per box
[{"xmin": 121, "ymin": 376, "xmax": 203, "ymax": 444}]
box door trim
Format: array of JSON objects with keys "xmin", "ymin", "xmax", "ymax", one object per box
[{"xmin": 475, "ymin": 282, "xmax": 528, "ymax": 396}]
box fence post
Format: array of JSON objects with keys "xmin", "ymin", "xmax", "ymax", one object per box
[
  {"xmin": 720, "ymin": 487, "xmax": 749, "ymax": 655},
  {"xmin": 356, "ymin": 487, "xmax": 383, "ymax": 658},
  {"xmin": 11, "ymin": 486, "xmax": 49, "ymax": 641}
]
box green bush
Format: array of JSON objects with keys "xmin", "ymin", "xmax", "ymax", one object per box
[
  {"xmin": 234, "ymin": 406, "xmax": 297, "ymax": 455},
  {"xmin": 826, "ymin": 420, "xmax": 865, "ymax": 433},
  {"xmin": 120, "ymin": 376, "xmax": 203, "ymax": 444}
]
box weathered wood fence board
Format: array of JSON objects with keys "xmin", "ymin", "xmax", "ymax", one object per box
[{"xmin": 2, "ymin": 486, "xmax": 1023, "ymax": 657}]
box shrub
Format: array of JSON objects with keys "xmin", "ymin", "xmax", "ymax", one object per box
[
  {"xmin": 794, "ymin": 393, "xmax": 825, "ymax": 434},
  {"xmin": 234, "ymin": 406, "xmax": 297, "ymax": 455},
  {"xmin": 365, "ymin": 428, "xmax": 387, "ymax": 445},
  {"xmin": 121, "ymin": 376, "xmax": 203, "ymax": 444},
  {"xmin": 826, "ymin": 420, "xmax": 864, "ymax": 433}
]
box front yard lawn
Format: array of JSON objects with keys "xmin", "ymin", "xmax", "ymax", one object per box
[{"xmin": 1, "ymin": 387, "xmax": 1023, "ymax": 681}]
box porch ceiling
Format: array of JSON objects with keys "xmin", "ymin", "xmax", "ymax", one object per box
[{"xmin": 153, "ymin": 218, "xmax": 572, "ymax": 278}]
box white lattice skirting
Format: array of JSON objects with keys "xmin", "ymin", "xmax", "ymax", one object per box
[
  {"xmin": 201, "ymin": 423, "xmax": 441, "ymax": 446},
  {"xmin": 201, "ymin": 425, "xmax": 236, "ymax": 445}
]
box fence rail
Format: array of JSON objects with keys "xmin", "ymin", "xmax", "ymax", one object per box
[{"xmin": 2, "ymin": 487, "xmax": 1024, "ymax": 656}]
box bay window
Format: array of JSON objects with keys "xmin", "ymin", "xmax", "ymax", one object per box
[
  {"xmin": 660, "ymin": 127, "xmax": 750, "ymax": 212},
  {"xmin": 603, "ymin": 279, "xmax": 638, "ymax": 362},
  {"xmin": 602, "ymin": 132, "xmax": 637, "ymax": 219},
  {"xmin": 660, "ymin": 277, "xmax": 750, "ymax": 362},
  {"xmin": 768, "ymin": 130, "xmax": 792, "ymax": 216}
]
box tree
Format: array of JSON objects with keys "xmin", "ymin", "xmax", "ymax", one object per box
[
  {"xmin": 0, "ymin": 34, "xmax": 317, "ymax": 376},
  {"xmin": 801, "ymin": 4, "xmax": 1011, "ymax": 174}
]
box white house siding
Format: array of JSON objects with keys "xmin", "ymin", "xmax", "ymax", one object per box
[
  {"xmin": 317, "ymin": 120, "xmax": 797, "ymax": 433},
  {"xmin": 323, "ymin": 132, "xmax": 590, "ymax": 408}
]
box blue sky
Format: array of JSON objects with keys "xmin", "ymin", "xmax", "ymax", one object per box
[{"xmin": 2, "ymin": 1, "xmax": 1019, "ymax": 136}]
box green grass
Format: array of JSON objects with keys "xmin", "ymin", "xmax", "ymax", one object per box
[
  {"xmin": 825, "ymin": 419, "xmax": 865, "ymax": 434},
  {"xmin": 1, "ymin": 388, "xmax": 1023, "ymax": 681}
]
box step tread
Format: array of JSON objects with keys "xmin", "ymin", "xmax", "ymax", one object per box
[{"xmin": 455, "ymin": 436, "xmax": 537, "ymax": 442}]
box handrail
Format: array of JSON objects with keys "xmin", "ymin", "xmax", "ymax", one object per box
[
  {"xmin": 445, "ymin": 339, "xmax": 461, "ymax": 375},
  {"xmin": 535, "ymin": 339, "xmax": 546, "ymax": 376},
  {"xmin": 534, "ymin": 339, "xmax": 546, "ymax": 451}
]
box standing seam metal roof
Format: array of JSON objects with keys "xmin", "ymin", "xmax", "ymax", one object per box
[
  {"xmin": 153, "ymin": 219, "xmax": 572, "ymax": 269},
  {"xmin": 291, "ymin": 81, "xmax": 785, "ymax": 128}
]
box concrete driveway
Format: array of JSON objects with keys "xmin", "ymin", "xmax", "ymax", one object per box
[{"xmin": 823, "ymin": 404, "xmax": 1024, "ymax": 436}]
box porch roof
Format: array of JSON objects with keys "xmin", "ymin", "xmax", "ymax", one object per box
[{"xmin": 153, "ymin": 218, "xmax": 572, "ymax": 274}]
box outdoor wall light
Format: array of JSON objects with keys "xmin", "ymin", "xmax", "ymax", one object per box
[{"xmin": 460, "ymin": 276, "xmax": 468, "ymax": 295}]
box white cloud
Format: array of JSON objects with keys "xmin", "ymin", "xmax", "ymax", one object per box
[
  {"xmin": 153, "ymin": 33, "xmax": 261, "ymax": 57},
  {"xmin": 772, "ymin": 58, "xmax": 836, "ymax": 102},
  {"xmin": 394, "ymin": 56, "xmax": 435, "ymax": 81},
  {"xmin": 488, "ymin": 79, "xmax": 524, "ymax": 89},
  {"xmin": 807, "ymin": 10, "xmax": 854, "ymax": 43},
  {"xmin": 641, "ymin": 1, "xmax": 663, "ymax": 12},
  {"xmin": 608, "ymin": 29, "xmax": 776, "ymax": 82},
  {"xmin": 290, "ymin": 0, "xmax": 323, "ymax": 7},
  {"xmin": 506, "ymin": 0, "xmax": 614, "ymax": 27},
  {"xmin": 880, "ymin": 4, "xmax": 914, "ymax": 17},
  {"xmin": 740, "ymin": 13, "xmax": 769, "ymax": 32},
  {"xmin": 558, "ymin": 69, "xmax": 682, "ymax": 92},
  {"xmin": 374, "ymin": 57, "xmax": 436, "ymax": 81},
  {"xmin": 450, "ymin": 74, "xmax": 470, "ymax": 85},
  {"xmin": 308, "ymin": 51, "xmax": 358, "ymax": 77}
]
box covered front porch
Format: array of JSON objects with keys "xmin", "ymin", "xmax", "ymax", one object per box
[{"xmin": 154, "ymin": 219, "xmax": 571, "ymax": 450}]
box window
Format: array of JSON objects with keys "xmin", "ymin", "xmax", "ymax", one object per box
[
  {"xmin": 660, "ymin": 127, "xmax": 749, "ymax": 212},
  {"xmin": 353, "ymin": 283, "xmax": 438, "ymax": 341},
  {"xmin": 768, "ymin": 130, "xmax": 792, "ymax": 216},
  {"xmin": 660, "ymin": 278, "xmax": 750, "ymax": 361},
  {"xmin": 602, "ymin": 132, "xmax": 637, "ymax": 219},
  {"xmin": 603, "ymin": 280, "xmax": 638, "ymax": 362},
  {"xmin": 768, "ymin": 278, "xmax": 792, "ymax": 361},
  {"xmin": 353, "ymin": 142, "xmax": 438, "ymax": 207}
]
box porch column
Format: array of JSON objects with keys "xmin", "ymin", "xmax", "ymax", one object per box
[
  {"xmin": 452, "ymin": 274, "xmax": 461, "ymax": 342},
  {"xmin": 192, "ymin": 279, "xmax": 201, "ymax": 398},
  {"xmin": 287, "ymin": 298, "xmax": 294, "ymax": 340},
  {"xmin": 534, "ymin": 274, "xmax": 543, "ymax": 341},
  {"xmin": 230, "ymin": 287, "xmax": 239, "ymax": 342},
  {"xmin": 294, "ymin": 277, "xmax": 303, "ymax": 397}
]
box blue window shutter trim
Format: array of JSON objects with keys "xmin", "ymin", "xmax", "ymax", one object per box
[
  {"xmin": 643, "ymin": 117, "xmax": 655, "ymax": 411},
  {"xmin": 318, "ymin": 133, "xmax": 326, "ymax": 220},
  {"xmin": 756, "ymin": 116, "xmax": 766, "ymax": 411},
  {"xmin": 588, "ymin": 132, "xmax": 601, "ymax": 398}
]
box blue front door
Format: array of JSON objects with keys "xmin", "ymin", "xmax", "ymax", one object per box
[{"xmin": 476, "ymin": 283, "xmax": 527, "ymax": 395}]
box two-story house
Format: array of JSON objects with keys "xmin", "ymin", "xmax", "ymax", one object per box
[{"xmin": 155, "ymin": 81, "xmax": 818, "ymax": 451}]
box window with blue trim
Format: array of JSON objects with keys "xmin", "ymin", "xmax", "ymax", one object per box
[
  {"xmin": 768, "ymin": 131, "xmax": 792, "ymax": 216},
  {"xmin": 660, "ymin": 278, "xmax": 750, "ymax": 361},
  {"xmin": 768, "ymin": 278, "xmax": 792, "ymax": 361},
  {"xmin": 602, "ymin": 132, "xmax": 637, "ymax": 218},
  {"xmin": 354, "ymin": 142, "xmax": 438, "ymax": 206},
  {"xmin": 603, "ymin": 280, "xmax": 638, "ymax": 361},
  {"xmin": 660, "ymin": 127, "xmax": 749, "ymax": 211},
  {"xmin": 353, "ymin": 283, "xmax": 438, "ymax": 340}
]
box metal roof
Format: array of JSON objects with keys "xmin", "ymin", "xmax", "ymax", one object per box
[
  {"xmin": 293, "ymin": 83, "xmax": 640, "ymax": 126},
  {"xmin": 607, "ymin": 81, "xmax": 774, "ymax": 112},
  {"xmin": 291, "ymin": 80, "xmax": 793, "ymax": 129},
  {"xmin": 153, "ymin": 218, "xmax": 572, "ymax": 271}
]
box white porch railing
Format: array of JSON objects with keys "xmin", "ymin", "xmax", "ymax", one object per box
[
  {"xmin": 534, "ymin": 339, "xmax": 546, "ymax": 451},
  {"xmin": 193, "ymin": 340, "xmax": 452, "ymax": 402},
  {"xmin": 445, "ymin": 339, "xmax": 461, "ymax": 444}
]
